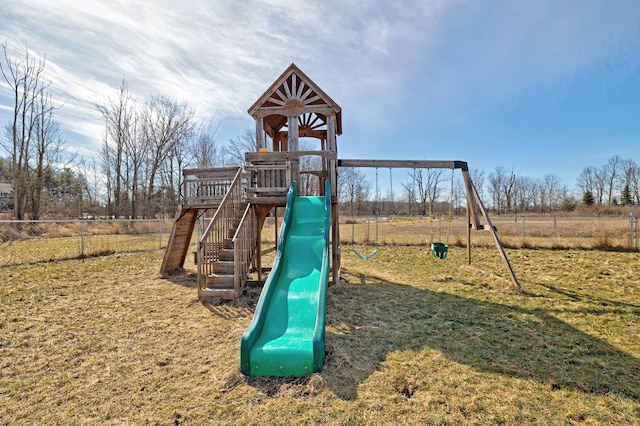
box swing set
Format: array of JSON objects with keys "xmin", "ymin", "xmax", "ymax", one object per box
[
  {"xmin": 349, "ymin": 165, "xmax": 456, "ymax": 261},
  {"xmin": 339, "ymin": 158, "xmax": 521, "ymax": 292}
]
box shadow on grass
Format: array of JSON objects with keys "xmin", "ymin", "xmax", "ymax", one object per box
[
  {"xmin": 536, "ymin": 281, "xmax": 640, "ymax": 312},
  {"xmin": 323, "ymin": 268, "xmax": 640, "ymax": 401},
  {"xmin": 161, "ymin": 268, "xmax": 198, "ymax": 289}
]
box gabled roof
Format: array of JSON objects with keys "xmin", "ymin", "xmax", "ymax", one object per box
[{"xmin": 248, "ymin": 63, "xmax": 342, "ymax": 135}]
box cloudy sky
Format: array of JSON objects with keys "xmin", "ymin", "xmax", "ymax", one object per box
[{"xmin": 1, "ymin": 0, "xmax": 639, "ymax": 188}]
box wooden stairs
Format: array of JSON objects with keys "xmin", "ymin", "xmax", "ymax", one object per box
[
  {"xmin": 199, "ymin": 215, "xmax": 245, "ymax": 300},
  {"xmin": 196, "ymin": 168, "xmax": 257, "ymax": 301},
  {"xmin": 160, "ymin": 162, "xmax": 278, "ymax": 300}
]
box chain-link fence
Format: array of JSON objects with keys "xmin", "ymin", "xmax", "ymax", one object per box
[
  {"xmin": 2, "ymin": 213, "xmax": 638, "ymax": 268},
  {"xmin": 0, "ymin": 219, "xmax": 174, "ymax": 267},
  {"xmin": 333, "ymin": 213, "xmax": 640, "ymax": 251}
]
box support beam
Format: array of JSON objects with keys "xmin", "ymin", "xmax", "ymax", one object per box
[
  {"xmin": 467, "ymin": 204, "xmax": 471, "ymax": 265},
  {"xmin": 339, "ymin": 159, "xmax": 468, "ymax": 170},
  {"xmin": 332, "ymin": 203, "xmax": 340, "ymax": 285},
  {"xmin": 469, "ymin": 180, "xmax": 522, "ymax": 293},
  {"xmin": 461, "ymin": 169, "xmax": 482, "ymax": 230},
  {"xmin": 253, "ymin": 205, "xmax": 273, "ymax": 282},
  {"xmin": 246, "ymin": 150, "xmax": 337, "ymax": 163},
  {"xmin": 288, "ymin": 115, "xmax": 299, "ymax": 152},
  {"xmin": 288, "ymin": 115, "xmax": 299, "ymax": 191},
  {"xmin": 255, "ymin": 118, "xmax": 265, "ymax": 150}
]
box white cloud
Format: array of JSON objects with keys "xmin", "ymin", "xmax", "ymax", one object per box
[{"xmin": 0, "ymin": 0, "xmax": 639, "ymax": 160}]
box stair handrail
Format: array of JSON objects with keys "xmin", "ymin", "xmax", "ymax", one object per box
[
  {"xmin": 232, "ymin": 203, "xmax": 257, "ymax": 297},
  {"xmin": 197, "ymin": 167, "xmax": 243, "ymax": 294}
]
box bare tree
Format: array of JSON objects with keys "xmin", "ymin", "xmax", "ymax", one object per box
[
  {"xmin": 630, "ymin": 162, "xmax": 640, "ymax": 205},
  {"xmin": 141, "ymin": 96, "xmax": 195, "ymax": 217},
  {"xmin": 0, "ymin": 42, "xmax": 51, "ymax": 219},
  {"xmin": 0, "ymin": 156, "xmax": 10, "ymax": 181},
  {"xmin": 123, "ymin": 112, "xmax": 147, "ymax": 218},
  {"xmin": 488, "ymin": 167, "xmax": 507, "ymax": 212},
  {"xmin": 75, "ymin": 155, "xmax": 104, "ymax": 215},
  {"xmin": 541, "ymin": 174, "xmax": 563, "ymax": 211},
  {"xmin": 402, "ymin": 168, "xmax": 445, "ymax": 216},
  {"xmin": 514, "ymin": 176, "xmax": 534, "ymax": 213},
  {"xmin": 224, "ymin": 129, "xmax": 256, "ymax": 167},
  {"xmin": 593, "ymin": 166, "xmax": 606, "ymax": 205},
  {"xmin": 96, "ymin": 79, "xmax": 135, "ymax": 217},
  {"xmin": 453, "ymin": 176, "xmax": 465, "ymax": 215},
  {"xmin": 503, "ymin": 169, "xmax": 517, "ymax": 212},
  {"xmin": 580, "ymin": 157, "xmax": 629, "ymax": 206},
  {"xmin": 604, "ymin": 155, "xmax": 623, "ymax": 204},
  {"xmin": 339, "ymin": 167, "xmax": 370, "ymax": 216},
  {"xmin": 469, "ymin": 168, "xmax": 485, "ymax": 200},
  {"xmin": 621, "ymin": 158, "xmax": 638, "ymax": 205},
  {"xmin": 577, "ymin": 166, "xmax": 596, "ymax": 203},
  {"xmin": 190, "ymin": 120, "xmax": 221, "ymax": 169},
  {"xmin": 30, "ymin": 89, "xmax": 67, "ymax": 219},
  {"xmin": 159, "ymin": 130, "xmax": 193, "ymax": 217}
]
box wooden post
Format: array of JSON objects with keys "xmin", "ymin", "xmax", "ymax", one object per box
[
  {"xmin": 326, "ymin": 115, "xmax": 338, "ymax": 202},
  {"xmin": 469, "ymin": 181, "xmax": 522, "ymax": 292},
  {"xmin": 326, "ymin": 114, "xmax": 340, "ymax": 284},
  {"xmin": 254, "ymin": 205, "xmax": 272, "ymax": 282},
  {"xmin": 255, "ymin": 118, "xmax": 265, "ymax": 150},
  {"xmin": 332, "ymin": 204, "xmax": 340, "ymax": 285},
  {"xmin": 288, "ymin": 115, "xmax": 299, "ymax": 192},
  {"xmin": 256, "ymin": 212, "xmax": 263, "ymax": 282},
  {"xmin": 461, "ymin": 169, "xmax": 482, "ymax": 230},
  {"xmin": 467, "ymin": 202, "xmax": 471, "ymax": 265},
  {"xmin": 274, "ymin": 207, "xmax": 278, "ymax": 253},
  {"xmin": 321, "ymin": 137, "xmax": 328, "ymax": 196}
]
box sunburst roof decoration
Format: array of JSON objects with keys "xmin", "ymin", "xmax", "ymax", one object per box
[{"xmin": 248, "ymin": 63, "xmax": 342, "ymax": 136}]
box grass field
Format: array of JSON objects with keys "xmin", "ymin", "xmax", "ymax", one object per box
[{"xmin": 1, "ymin": 246, "xmax": 639, "ymax": 424}]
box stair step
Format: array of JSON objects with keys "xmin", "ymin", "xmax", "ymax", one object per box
[
  {"xmin": 219, "ymin": 249, "xmax": 234, "ymax": 261},
  {"xmin": 223, "ymin": 238, "xmax": 233, "ymax": 249},
  {"xmin": 212, "ymin": 261, "xmax": 234, "ymax": 274},
  {"xmin": 199, "ymin": 287, "xmax": 236, "ymax": 300},
  {"xmin": 207, "ymin": 274, "xmax": 234, "ymax": 287}
]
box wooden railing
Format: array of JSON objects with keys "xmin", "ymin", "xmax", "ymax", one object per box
[
  {"xmin": 197, "ymin": 168, "xmax": 245, "ymax": 290},
  {"xmin": 245, "ymin": 152, "xmax": 291, "ymax": 204},
  {"xmin": 232, "ymin": 204, "xmax": 257, "ymax": 296},
  {"xmin": 183, "ymin": 167, "xmax": 240, "ymax": 208}
]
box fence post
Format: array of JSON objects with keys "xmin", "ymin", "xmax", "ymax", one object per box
[
  {"xmin": 159, "ymin": 219, "xmax": 163, "ymax": 249},
  {"xmin": 629, "ymin": 212, "xmax": 633, "ymax": 249},
  {"xmin": 81, "ymin": 219, "xmax": 85, "ymax": 261},
  {"xmin": 521, "ymin": 215, "xmax": 525, "ymax": 244},
  {"xmin": 366, "ymin": 217, "xmax": 370, "ymax": 243}
]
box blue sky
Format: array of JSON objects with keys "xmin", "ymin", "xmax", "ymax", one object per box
[{"xmin": 1, "ymin": 0, "xmax": 639, "ymax": 193}]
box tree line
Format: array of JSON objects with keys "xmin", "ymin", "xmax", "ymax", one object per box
[
  {"xmin": 338, "ymin": 158, "xmax": 639, "ymax": 218},
  {"xmin": 1, "ymin": 43, "xmax": 638, "ymax": 220},
  {"xmin": 0, "ymin": 43, "xmax": 245, "ymax": 219}
]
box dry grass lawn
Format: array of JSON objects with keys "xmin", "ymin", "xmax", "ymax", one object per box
[{"xmin": 1, "ymin": 246, "xmax": 639, "ymax": 424}]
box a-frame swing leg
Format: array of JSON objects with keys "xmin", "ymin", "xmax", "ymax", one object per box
[
  {"xmin": 466, "ymin": 202, "xmax": 472, "ymax": 266},
  {"xmin": 469, "ymin": 181, "xmax": 522, "ymax": 293}
]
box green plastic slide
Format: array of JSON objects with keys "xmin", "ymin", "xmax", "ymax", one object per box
[{"xmin": 240, "ymin": 181, "xmax": 331, "ymax": 377}]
